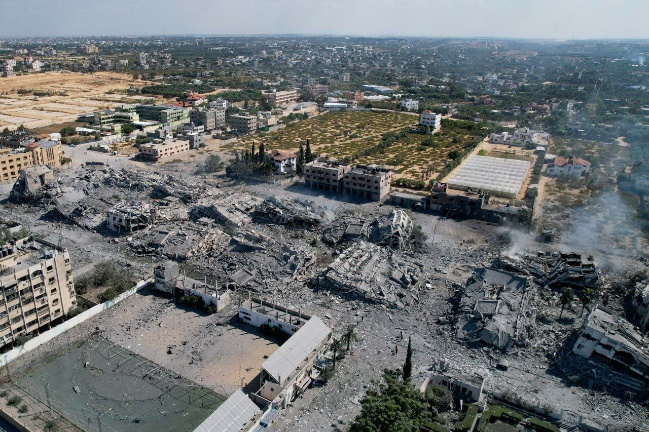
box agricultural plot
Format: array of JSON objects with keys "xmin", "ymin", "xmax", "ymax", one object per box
[{"xmin": 223, "ymin": 111, "xmax": 485, "ymax": 184}]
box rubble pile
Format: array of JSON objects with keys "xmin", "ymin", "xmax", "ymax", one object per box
[
  {"xmin": 192, "ymin": 193, "xmax": 264, "ymax": 227},
  {"xmin": 454, "ymin": 267, "xmax": 536, "ymax": 351},
  {"xmin": 497, "ymin": 251, "xmax": 599, "ymax": 289},
  {"xmin": 321, "ymin": 216, "xmax": 367, "ymax": 245},
  {"xmin": 369, "ymin": 210, "xmax": 413, "ymax": 250},
  {"xmin": 9, "ymin": 166, "xmax": 57, "ymax": 202},
  {"xmin": 130, "ymin": 225, "xmax": 231, "ymax": 260},
  {"xmin": 256, "ymin": 196, "xmax": 324, "ymax": 226},
  {"xmin": 317, "ymin": 240, "xmax": 424, "ymax": 307}
]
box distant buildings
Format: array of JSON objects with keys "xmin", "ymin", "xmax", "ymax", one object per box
[
  {"xmin": 342, "ymin": 91, "xmax": 364, "ymax": 102},
  {"xmin": 546, "ymin": 156, "xmax": 591, "ymax": 177},
  {"xmin": 361, "ymin": 84, "xmax": 394, "ymax": 94},
  {"xmin": 400, "ymin": 99, "xmax": 419, "ymax": 111},
  {"xmin": 190, "ymin": 108, "xmax": 225, "ymax": 131},
  {"xmin": 302, "ymin": 84, "xmax": 329, "ymax": 97},
  {"xmin": 135, "ymin": 105, "xmax": 189, "ymax": 127},
  {"xmin": 82, "ymin": 44, "xmax": 99, "ymax": 54},
  {"xmin": 490, "ymin": 128, "xmax": 550, "ymax": 147},
  {"xmin": 230, "ymin": 113, "xmax": 257, "ymax": 135},
  {"xmin": 209, "ymin": 98, "xmax": 228, "ymax": 110},
  {"xmin": 419, "ymin": 111, "xmax": 442, "ymax": 132},
  {"xmin": 262, "ymin": 89, "xmax": 299, "ymax": 106},
  {"xmin": 0, "ymin": 237, "xmax": 78, "ymax": 350}
]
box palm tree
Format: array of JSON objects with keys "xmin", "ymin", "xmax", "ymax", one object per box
[
  {"xmin": 559, "ymin": 287, "xmax": 574, "ymax": 319},
  {"xmin": 342, "ymin": 325, "xmax": 358, "ymax": 352},
  {"xmin": 331, "ymin": 338, "xmax": 342, "ymax": 369}
]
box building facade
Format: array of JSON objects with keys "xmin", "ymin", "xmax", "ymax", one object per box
[
  {"xmin": 419, "ymin": 111, "xmax": 442, "ymax": 132},
  {"xmin": 139, "ymin": 139, "xmax": 190, "ymax": 161},
  {"xmin": 546, "ymin": 156, "xmax": 591, "ymax": 177},
  {"xmin": 272, "ymin": 151, "xmax": 297, "ymax": 174},
  {"xmin": 263, "ymin": 89, "xmax": 299, "ymax": 106},
  {"xmin": 230, "ymin": 114, "xmax": 257, "ymax": 135},
  {"xmin": 400, "ymin": 99, "xmax": 419, "ymax": 111},
  {"xmin": 0, "ymin": 237, "xmax": 77, "ymax": 350},
  {"xmin": 304, "ymin": 159, "xmax": 351, "ymax": 192},
  {"xmin": 135, "ymin": 105, "xmax": 189, "ymax": 127},
  {"xmin": 190, "ymin": 108, "xmax": 226, "ymax": 131},
  {"xmin": 343, "ymin": 165, "xmax": 392, "ymax": 201},
  {"xmin": 0, "ymin": 141, "xmax": 62, "ymax": 183}
]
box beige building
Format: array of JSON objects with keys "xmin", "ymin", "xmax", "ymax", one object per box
[
  {"xmin": 343, "ymin": 164, "xmax": 392, "ymax": 201},
  {"xmin": 0, "ymin": 140, "xmax": 62, "ymax": 183},
  {"xmin": 304, "ymin": 159, "xmax": 351, "ymax": 193},
  {"xmin": 0, "ymin": 237, "xmax": 77, "ymax": 349},
  {"xmin": 262, "ymin": 89, "xmax": 299, "ymax": 106},
  {"xmin": 139, "ymin": 139, "xmax": 190, "ymax": 161}
]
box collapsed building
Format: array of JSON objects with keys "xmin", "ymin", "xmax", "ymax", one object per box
[
  {"xmin": 498, "ymin": 252, "xmax": 599, "ymax": 290},
  {"xmin": 192, "ymin": 193, "xmax": 264, "ymax": 227},
  {"xmin": 573, "ymin": 305, "xmax": 649, "ymax": 389},
  {"xmin": 369, "ymin": 210, "xmax": 413, "ymax": 250},
  {"xmin": 255, "ymin": 196, "xmax": 325, "ymax": 226},
  {"xmin": 455, "ymin": 268, "xmax": 536, "ymax": 350},
  {"xmin": 129, "ymin": 225, "xmax": 231, "ymax": 260},
  {"xmin": 317, "ymin": 240, "xmax": 424, "ymax": 306},
  {"xmin": 632, "ymin": 283, "xmax": 649, "ymax": 332},
  {"xmin": 9, "ymin": 166, "xmax": 55, "ymax": 202},
  {"xmin": 106, "ymin": 202, "xmax": 156, "ymax": 233}
]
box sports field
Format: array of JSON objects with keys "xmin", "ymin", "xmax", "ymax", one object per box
[{"xmin": 16, "ymin": 336, "xmax": 226, "ymax": 432}]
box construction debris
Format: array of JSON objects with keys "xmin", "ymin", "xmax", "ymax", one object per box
[
  {"xmin": 256, "ymin": 196, "xmax": 325, "ymax": 226},
  {"xmin": 497, "ymin": 251, "xmax": 599, "ymax": 290},
  {"xmin": 369, "ymin": 209, "xmax": 413, "ymax": 250}
]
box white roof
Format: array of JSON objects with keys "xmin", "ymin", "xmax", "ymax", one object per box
[
  {"xmin": 448, "ymin": 155, "xmax": 530, "ymax": 197},
  {"xmin": 262, "ymin": 317, "xmax": 331, "ymax": 385},
  {"xmin": 193, "ymin": 389, "xmax": 260, "ymax": 432}
]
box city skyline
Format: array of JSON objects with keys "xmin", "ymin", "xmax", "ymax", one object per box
[{"xmin": 2, "ymin": 0, "xmax": 649, "ymax": 39}]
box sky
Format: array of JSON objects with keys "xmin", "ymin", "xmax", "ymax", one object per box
[{"xmin": 1, "ymin": 0, "xmax": 649, "ymax": 39}]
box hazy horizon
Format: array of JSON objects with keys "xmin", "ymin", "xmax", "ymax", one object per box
[{"xmin": 2, "ymin": 0, "xmax": 649, "ymax": 40}]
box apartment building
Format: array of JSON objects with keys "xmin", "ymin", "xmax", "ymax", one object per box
[
  {"xmin": 190, "ymin": 108, "xmax": 225, "ymax": 131},
  {"xmin": 0, "ymin": 237, "xmax": 77, "ymax": 349},
  {"xmin": 0, "ymin": 141, "xmax": 62, "ymax": 183},
  {"xmin": 139, "ymin": 139, "xmax": 190, "ymax": 161},
  {"xmin": 230, "ymin": 114, "xmax": 257, "ymax": 135},
  {"xmin": 304, "ymin": 159, "xmax": 351, "ymax": 192},
  {"xmin": 262, "ymin": 89, "xmax": 299, "ymax": 106},
  {"xmin": 343, "ymin": 91, "xmax": 364, "ymax": 102},
  {"xmin": 302, "ymin": 84, "xmax": 329, "ymax": 97},
  {"xmin": 419, "ymin": 111, "xmax": 442, "ymax": 132},
  {"xmin": 82, "ymin": 44, "xmax": 99, "ymax": 54},
  {"xmin": 343, "ymin": 164, "xmax": 392, "ymax": 201},
  {"xmin": 135, "ymin": 105, "xmax": 189, "ymax": 127},
  {"xmin": 400, "ymin": 99, "xmax": 419, "ymax": 111}
]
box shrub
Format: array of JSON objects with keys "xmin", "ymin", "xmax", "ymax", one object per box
[{"xmin": 7, "ymin": 396, "xmax": 21, "ymax": 406}]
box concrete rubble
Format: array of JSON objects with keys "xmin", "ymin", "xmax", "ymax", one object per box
[{"xmin": 255, "ymin": 196, "xmax": 325, "ymax": 226}]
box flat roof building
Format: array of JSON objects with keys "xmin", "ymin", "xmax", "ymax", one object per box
[
  {"xmin": 139, "ymin": 139, "xmax": 189, "ymax": 161},
  {"xmin": 304, "ymin": 158, "xmax": 351, "ymax": 193},
  {"xmin": 344, "ymin": 164, "xmax": 392, "ymax": 201},
  {"xmin": 262, "ymin": 89, "xmax": 299, "ymax": 107},
  {"xmin": 229, "ymin": 114, "xmax": 257, "ymax": 135},
  {"xmin": 135, "ymin": 105, "xmax": 189, "ymax": 127},
  {"xmin": 0, "ymin": 237, "xmax": 77, "ymax": 350}
]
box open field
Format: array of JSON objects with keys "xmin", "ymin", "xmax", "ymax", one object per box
[{"xmin": 0, "ymin": 72, "xmax": 157, "ymax": 130}]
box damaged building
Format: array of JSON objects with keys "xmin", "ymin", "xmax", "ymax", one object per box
[
  {"xmin": 255, "ymin": 196, "xmax": 325, "ymax": 226},
  {"xmin": 498, "ymin": 251, "xmax": 599, "ymax": 290},
  {"xmin": 154, "ymin": 262, "xmax": 231, "ymax": 311},
  {"xmin": 455, "ymin": 268, "xmax": 536, "ymax": 350},
  {"xmin": 573, "ymin": 305, "xmax": 649, "ymax": 387},
  {"xmin": 193, "ymin": 193, "xmax": 264, "ymax": 227},
  {"xmin": 369, "ymin": 210, "xmax": 413, "ymax": 250},
  {"xmin": 107, "ymin": 202, "xmax": 156, "ymax": 233},
  {"xmin": 317, "ymin": 240, "xmax": 424, "ymax": 306},
  {"xmin": 9, "ymin": 166, "xmax": 55, "ymax": 202}
]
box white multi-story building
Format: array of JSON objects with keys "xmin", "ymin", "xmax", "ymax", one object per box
[
  {"xmin": 400, "ymin": 99, "xmax": 419, "ymax": 111},
  {"xmin": 272, "ymin": 150, "xmax": 297, "ymax": 173},
  {"xmin": 209, "ymin": 98, "xmax": 228, "ymax": 110},
  {"xmin": 546, "ymin": 156, "xmax": 591, "ymax": 177},
  {"xmin": 419, "ymin": 111, "xmax": 442, "ymax": 132}
]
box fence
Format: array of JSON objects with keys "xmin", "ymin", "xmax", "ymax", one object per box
[{"xmin": 0, "ymin": 279, "xmax": 152, "ymax": 369}]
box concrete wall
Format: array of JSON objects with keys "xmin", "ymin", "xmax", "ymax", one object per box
[
  {"xmin": 238, "ymin": 305, "xmax": 300, "ymax": 335},
  {"xmin": 0, "ymin": 279, "xmax": 152, "ymax": 368}
]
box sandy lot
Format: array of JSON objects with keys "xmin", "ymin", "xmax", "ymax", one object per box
[{"xmin": 0, "ymin": 72, "xmax": 157, "ymax": 130}]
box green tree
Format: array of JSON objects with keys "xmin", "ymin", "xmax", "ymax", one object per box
[
  {"xmin": 204, "ymin": 154, "xmax": 223, "ymax": 173},
  {"xmin": 258, "ymin": 142, "xmax": 265, "ymax": 162},
  {"xmin": 403, "ymin": 337, "xmax": 412, "ymax": 381},
  {"xmin": 448, "ymin": 150, "xmax": 461, "ymax": 160},
  {"xmin": 251, "ymin": 142, "xmax": 256, "ymax": 163},
  {"xmin": 559, "ymin": 287, "xmax": 574, "ymax": 319},
  {"xmin": 351, "ymin": 369, "xmax": 433, "ymax": 432},
  {"xmin": 120, "ymin": 123, "xmax": 135, "ymax": 135},
  {"xmin": 59, "ymin": 126, "xmax": 76, "ymax": 137},
  {"xmin": 342, "ymin": 325, "xmax": 358, "ymax": 351},
  {"xmin": 305, "ymin": 139, "xmax": 314, "ymax": 163},
  {"xmin": 296, "ymin": 142, "xmax": 305, "ymax": 174},
  {"xmin": 425, "ymin": 384, "xmax": 451, "ymax": 416}
]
